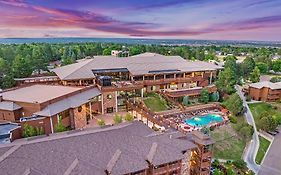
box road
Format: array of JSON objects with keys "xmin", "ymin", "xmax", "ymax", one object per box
[
  {"xmin": 258, "ymin": 126, "xmax": 281, "ymax": 175},
  {"xmin": 235, "ymin": 85, "xmax": 260, "ymax": 174}
]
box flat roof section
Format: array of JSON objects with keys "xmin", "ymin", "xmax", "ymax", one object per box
[{"xmin": 2, "ymin": 85, "xmax": 82, "ymax": 104}]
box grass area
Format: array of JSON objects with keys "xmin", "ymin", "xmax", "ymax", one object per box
[
  {"xmin": 255, "ymin": 136, "xmax": 271, "ymax": 165},
  {"xmin": 249, "ymin": 102, "xmax": 281, "ymax": 130},
  {"xmin": 211, "ymin": 117, "xmax": 252, "ymax": 160},
  {"xmin": 143, "ymin": 93, "xmax": 170, "ymax": 112}
]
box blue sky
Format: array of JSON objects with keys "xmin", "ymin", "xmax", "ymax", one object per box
[{"xmin": 0, "ymin": 0, "xmax": 280, "ymax": 40}]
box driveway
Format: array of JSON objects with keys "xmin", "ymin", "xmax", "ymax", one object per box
[
  {"xmin": 235, "ymin": 85, "xmax": 260, "ymax": 174},
  {"xmin": 258, "ymin": 126, "xmax": 281, "ymax": 175}
]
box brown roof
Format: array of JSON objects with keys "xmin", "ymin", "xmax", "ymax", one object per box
[
  {"xmin": 52, "ymin": 53, "xmax": 223, "ymax": 80},
  {"xmin": 2, "ymin": 85, "xmax": 82, "ymax": 104},
  {"xmin": 0, "ymin": 122, "xmax": 197, "ymax": 175}
]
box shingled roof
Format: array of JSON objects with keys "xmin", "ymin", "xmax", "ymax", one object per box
[
  {"xmin": 52, "ymin": 53, "xmax": 222, "ymax": 80},
  {"xmin": 0, "ymin": 121, "xmax": 197, "ymax": 175}
]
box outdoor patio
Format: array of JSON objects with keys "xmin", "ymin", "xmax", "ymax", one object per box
[{"xmin": 86, "ymin": 111, "xmax": 128, "ymax": 128}]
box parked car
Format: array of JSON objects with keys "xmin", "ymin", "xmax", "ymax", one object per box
[{"xmin": 267, "ymin": 131, "xmax": 277, "ymax": 136}]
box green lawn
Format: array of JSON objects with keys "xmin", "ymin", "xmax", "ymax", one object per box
[
  {"xmin": 143, "ymin": 93, "xmax": 170, "ymax": 112},
  {"xmin": 211, "ymin": 117, "xmax": 252, "ymax": 160},
  {"xmin": 249, "ymin": 102, "xmax": 281, "ymax": 130},
  {"xmin": 255, "ymin": 136, "xmax": 271, "ymax": 165}
]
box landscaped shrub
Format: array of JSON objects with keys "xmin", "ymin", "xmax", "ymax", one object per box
[
  {"xmin": 233, "ymin": 159, "xmax": 247, "ymax": 169},
  {"xmin": 200, "ymin": 88, "xmax": 209, "ymax": 103},
  {"xmin": 210, "ymin": 125, "xmax": 216, "ymax": 131},
  {"xmin": 223, "ymin": 93, "xmax": 243, "ymax": 116},
  {"xmin": 35, "ymin": 127, "xmax": 44, "ymax": 135},
  {"xmin": 272, "ymin": 114, "xmax": 281, "ymax": 124},
  {"xmin": 97, "ymin": 119, "xmax": 106, "ymax": 126},
  {"xmin": 22, "ymin": 123, "xmax": 36, "ymax": 138},
  {"xmin": 210, "ymin": 92, "xmax": 219, "ymax": 102},
  {"xmin": 229, "ymin": 115, "xmax": 238, "ymax": 124},
  {"xmin": 182, "ymin": 96, "xmax": 189, "ymax": 106},
  {"xmin": 124, "ymin": 113, "xmax": 134, "ymax": 122},
  {"xmin": 113, "ymin": 114, "xmax": 123, "ymax": 124},
  {"xmin": 245, "ymin": 95, "xmax": 251, "ymax": 102},
  {"xmin": 55, "ymin": 116, "xmax": 67, "ymax": 132}
]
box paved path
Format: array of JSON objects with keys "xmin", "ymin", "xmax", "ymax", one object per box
[
  {"xmin": 235, "ymin": 85, "xmax": 260, "ymax": 174},
  {"xmin": 259, "ymin": 126, "xmax": 281, "ymax": 175}
]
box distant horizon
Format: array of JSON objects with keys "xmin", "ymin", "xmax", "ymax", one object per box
[
  {"xmin": 1, "ymin": 37, "xmax": 280, "ymax": 43},
  {"xmin": 0, "ymin": 0, "xmax": 280, "ymax": 41}
]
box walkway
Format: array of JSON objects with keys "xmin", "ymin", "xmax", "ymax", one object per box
[{"xmin": 235, "ymin": 85, "xmax": 260, "ymax": 174}]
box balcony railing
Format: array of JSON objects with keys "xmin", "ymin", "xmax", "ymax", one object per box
[{"xmin": 164, "ymin": 85, "xmax": 217, "ymax": 98}]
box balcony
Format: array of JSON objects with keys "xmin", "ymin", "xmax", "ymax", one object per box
[
  {"xmin": 98, "ymin": 81, "xmax": 144, "ymax": 92},
  {"xmin": 135, "ymin": 76, "xmax": 204, "ymax": 86},
  {"xmin": 164, "ymin": 85, "xmax": 217, "ymax": 98}
]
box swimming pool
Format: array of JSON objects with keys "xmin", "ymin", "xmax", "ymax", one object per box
[{"xmin": 184, "ymin": 114, "xmax": 223, "ymax": 127}]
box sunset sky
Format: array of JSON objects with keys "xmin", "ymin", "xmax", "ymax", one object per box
[{"xmin": 0, "ymin": 0, "xmax": 280, "ymax": 41}]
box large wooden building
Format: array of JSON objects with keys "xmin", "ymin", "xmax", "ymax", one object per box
[
  {"xmin": 247, "ymin": 81, "xmax": 281, "ymax": 101},
  {"xmin": 0, "ymin": 121, "xmax": 214, "ymax": 175},
  {"xmin": 0, "ymin": 85, "xmax": 101, "ymax": 134}
]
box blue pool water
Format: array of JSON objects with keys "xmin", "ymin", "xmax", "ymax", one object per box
[{"xmin": 184, "ymin": 114, "xmax": 223, "ymax": 127}]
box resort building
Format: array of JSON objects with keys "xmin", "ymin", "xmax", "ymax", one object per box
[
  {"xmin": 247, "ymin": 81, "xmax": 281, "ymax": 101},
  {"xmin": 51, "ymin": 53, "xmax": 222, "ymax": 114},
  {"xmin": 0, "ymin": 121, "xmax": 214, "ymax": 175},
  {"xmin": 0, "ymin": 84, "xmax": 101, "ymax": 134}
]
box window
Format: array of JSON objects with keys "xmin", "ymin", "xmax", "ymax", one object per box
[
  {"xmin": 78, "ymin": 106, "xmax": 82, "ymax": 112},
  {"xmin": 106, "ymin": 107, "xmax": 114, "ymax": 113},
  {"xmin": 107, "ymin": 94, "xmax": 112, "ymax": 100}
]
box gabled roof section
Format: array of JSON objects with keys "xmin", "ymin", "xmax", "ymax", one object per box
[
  {"xmin": 0, "ymin": 101, "xmax": 22, "ymax": 111},
  {"xmin": 52, "ymin": 53, "xmax": 223, "ymax": 80},
  {"xmin": 249, "ymin": 81, "xmax": 281, "ymax": 90},
  {"xmin": 52, "ymin": 59, "xmax": 95, "ymax": 80}
]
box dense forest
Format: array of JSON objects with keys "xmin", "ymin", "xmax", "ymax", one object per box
[{"xmin": 0, "ymin": 42, "xmax": 280, "ymax": 89}]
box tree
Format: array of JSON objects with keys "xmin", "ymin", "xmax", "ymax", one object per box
[
  {"xmin": 272, "ymin": 59, "xmax": 281, "ymax": 72},
  {"xmin": 0, "ymin": 74, "xmax": 16, "ymax": 89},
  {"xmin": 124, "ymin": 113, "xmax": 134, "ymax": 122},
  {"xmin": 226, "ymin": 166, "xmax": 236, "ymax": 175},
  {"xmin": 200, "ymin": 88, "xmax": 209, "ymax": 103},
  {"xmin": 12, "ymin": 55, "xmax": 32, "ymax": 78},
  {"xmin": 113, "ymin": 114, "xmax": 123, "ymax": 124},
  {"xmin": 103, "ymin": 48, "xmax": 111, "ymax": 55},
  {"xmin": 250, "ymin": 66, "xmax": 260, "ymax": 83},
  {"xmin": 210, "ymin": 92, "xmax": 219, "ymax": 102},
  {"xmin": 213, "ymin": 169, "xmax": 224, "ymax": 175},
  {"xmin": 223, "ymin": 94, "xmax": 243, "ymax": 116},
  {"xmin": 182, "ymin": 96, "xmax": 189, "ymax": 106},
  {"xmin": 224, "ymin": 55, "xmax": 238, "ymax": 74},
  {"xmin": 241, "ymin": 56, "xmax": 255, "ymax": 77},
  {"xmin": 55, "ymin": 116, "xmax": 67, "ymax": 132},
  {"xmin": 256, "ymin": 62, "xmax": 268, "ymax": 74},
  {"xmin": 31, "ymin": 46, "xmax": 48, "ymax": 74},
  {"xmin": 258, "ymin": 116, "xmax": 278, "ymax": 132},
  {"xmin": 216, "ymin": 68, "xmax": 236, "ymax": 95}
]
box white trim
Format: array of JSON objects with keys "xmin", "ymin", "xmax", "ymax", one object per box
[
  {"xmin": 115, "ymin": 91, "xmax": 118, "ymax": 112},
  {"xmin": 50, "ymin": 116, "xmax": 54, "ymax": 134},
  {"xmin": 101, "ymin": 94, "xmax": 104, "ymax": 114}
]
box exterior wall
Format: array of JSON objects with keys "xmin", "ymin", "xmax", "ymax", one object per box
[
  {"xmin": 0, "ymin": 110, "xmax": 17, "ymax": 122},
  {"xmin": 73, "ymin": 105, "xmax": 87, "ymax": 129},
  {"xmin": 20, "ymin": 117, "xmax": 52, "ymax": 135},
  {"xmin": 14, "ymin": 101, "xmax": 41, "ymax": 117},
  {"xmin": 249, "ymin": 87, "xmax": 281, "ymax": 102},
  {"xmin": 102, "ymin": 91, "xmax": 117, "ymax": 114}
]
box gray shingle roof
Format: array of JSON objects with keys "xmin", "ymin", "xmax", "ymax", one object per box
[
  {"xmin": 0, "ymin": 122, "xmax": 197, "ymax": 175},
  {"xmin": 34, "ymin": 88, "xmax": 101, "ymax": 117},
  {"xmin": 52, "ymin": 54, "xmax": 223, "ymax": 80},
  {"xmin": 249, "ymin": 81, "xmax": 281, "ymax": 90},
  {"xmin": 0, "ymin": 102, "xmax": 22, "ymax": 111}
]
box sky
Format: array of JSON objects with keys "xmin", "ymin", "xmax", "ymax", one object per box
[{"xmin": 0, "ymin": 0, "xmax": 281, "ymax": 41}]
